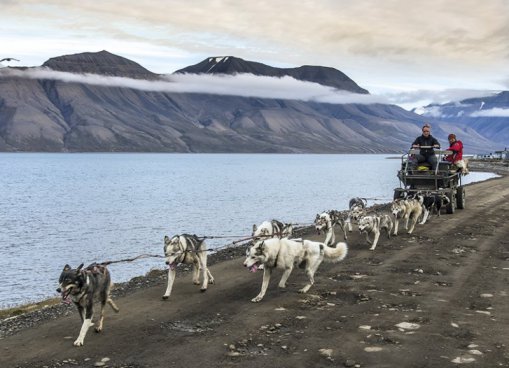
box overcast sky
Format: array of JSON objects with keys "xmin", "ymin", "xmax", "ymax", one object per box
[{"xmin": 1, "ymin": 0, "xmax": 508, "ymax": 110}]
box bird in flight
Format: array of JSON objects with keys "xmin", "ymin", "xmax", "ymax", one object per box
[{"xmin": 0, "ymin": 58, "xmax": 20, "ymax": 62}]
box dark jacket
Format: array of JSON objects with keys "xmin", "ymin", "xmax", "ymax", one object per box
[{"xmin": 412, "ymin": 135, "xmax": 440, "ymax": 156}]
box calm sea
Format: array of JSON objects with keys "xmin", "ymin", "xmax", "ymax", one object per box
[{"xmin": 0, "ymin": 153, "xmax": 497, "ymax": 308}]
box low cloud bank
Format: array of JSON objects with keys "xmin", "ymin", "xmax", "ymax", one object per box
[
  {"xmin": 0, "ymin": 67, "xmax": 386, "ymax": 105},
  {"xmin": 1, "ymin": 68, "xmax": 501, "ymax": 111},
  {"xmin": 470, "ymin": 108, "xmax": 509, "ymax": 117}
]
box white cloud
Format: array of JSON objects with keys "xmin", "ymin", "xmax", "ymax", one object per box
[
  {"xmin": 1, "ymin": 0, "xmax": 509, "ymax": 93},
  {"xmin": 470, "ymin": 108, "xmax": 509, "ymax": 117},
  {"xmin": 413, "ymin": 105, "xmax": 444, "ymax": 117},
  {"xmin": 0, "ymin": 68, "xmax": 386, "ymax": 104},
  {"xmin": 1, "ymin": 67, "xmax": 503, "ymax": 111},
  {"xmin": 382, "ymin": 89, "xmax": 497, "ymax": 106}
]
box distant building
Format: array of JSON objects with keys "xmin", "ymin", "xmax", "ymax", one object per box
[
  {"xmin": 473, "ymin": 149, "xmax": 508, "ymax": 160},
  {"xmin": 495, "ymin": 149, "xmax": 509, "ymax": 160}
]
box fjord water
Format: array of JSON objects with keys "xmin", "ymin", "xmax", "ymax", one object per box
[{"xmin": 0, "ymin": 153, "xmax": 497, "ymax": 308}]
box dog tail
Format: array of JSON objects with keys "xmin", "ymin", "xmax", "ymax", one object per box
[{"xmin": 323, "ymin": 242, "xmax": 348, "ymax": 263}]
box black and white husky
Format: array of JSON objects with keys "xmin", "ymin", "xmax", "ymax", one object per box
[
  {"xmin": 314, "ymin": 210, "xmax": 347, "ymax": 245},
  {"xmin": 162, "ymin": 234, "xmax": 214, "ymax": 300},
  {"xmin": 419, "ymin": 193, "xmax": 451, "ymax": 224},
  {"xmin": 243, "ymin": 238, "xmax": 348, "ymax": 302},
  {"xmin": 345, "ymin": 197, "xmax": 368, "ymax": 232},
  {"xmin": 252, "ymin": 219, "xmax": 293, "ymax": 240},
  {"xmin": 358, "ymin": 214, "xmax": 393, "ymax": 251},
  {"xmin": 57, "ymin": 263, "xmax": 119, "ymax": 346}
]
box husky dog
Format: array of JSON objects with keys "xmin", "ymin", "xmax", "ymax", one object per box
[
  {"xmin": 455, "ymin": 158, "xmax": 469, "ymax": 175},
  {"xmin": 391, "ymin": 197, "xmax": 423, "ymax": 235},
  {"xmin": 314, "ymin": 210, "xmax": 347, "ymax": 245},
  {"xmin": 244, "ymin": 238, "xmax": 348, "ymax": 302},
  {"xmin": 358, "ymin": 214, "xmax": 393, "ymax": 251},
  {"xmin": 345, "ymin": 197, "xmax": 368, "ymax": 232},
  {"xmin": 57, "ymin": 263, "xmax": 119, "ymax": 346},
  {"xmin": 162, "ymin": 234, "xmax": 214, "ymax": 300},
  {"xmin": 419, "ymin": 193, "xmax": 451, "ymax": 224},
  {"xmin": 252, "ymin": 219, "xmax": 293, "ymax": 240}
]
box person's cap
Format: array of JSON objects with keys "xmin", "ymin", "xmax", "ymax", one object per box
[{"xmin": 448, "ymin": 133, "xmax": 456, "ymax": 140}]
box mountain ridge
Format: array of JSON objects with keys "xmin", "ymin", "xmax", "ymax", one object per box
[
  {"xmin": 0, "ymin": 51, "xmax": 501, "ymax": 153},
  {"xmin": 417, "ymin": 91, "xmax": 509, "ymax": 146},
  {"xmin": 42, "ymin": 50, "xmax": 160, "ymax": 80},
  {"xmin": 174, "ymin": 56, "xmax": 369, "ymax": 94}
]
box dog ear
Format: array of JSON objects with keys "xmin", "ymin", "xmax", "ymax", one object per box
[
  {"xmin": 63, "ymin": 264, "xmax": 71, "ymax": 271},
  {"xmin": 257, "ymin": 241, "xmax": 265, "ymax": 251},
  {"xmin": 164, "ymin": 235, "xmax": 170, "ymax": 243},
  {"xmin": 77, "ymin": 263, "xmax": 84, "ymax": 271},
  {"xmin": 252, "ymin": 224, "xmax": 257, "ymax": 233}
]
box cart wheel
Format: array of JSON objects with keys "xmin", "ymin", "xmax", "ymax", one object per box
[
  {"xmin": 446, "ymin": 191, "xmax": 455, "ymax": 214},
  {"xmin": 456, "ymin": 186, "xmax": 465, "ymax": 209}
]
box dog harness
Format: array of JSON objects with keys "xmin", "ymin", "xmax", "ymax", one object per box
[{"xmin": 173, "ymin": 235, "xmax": 202, "ymax": 265}]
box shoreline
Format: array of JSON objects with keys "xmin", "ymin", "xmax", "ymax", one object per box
[
  {"xmin": 1, "ymin": 159, "xmax": 507, "ymax": 335},
  {"xmin": 2, "ymin": 162, "xmax": 509, "ymax": 367}
]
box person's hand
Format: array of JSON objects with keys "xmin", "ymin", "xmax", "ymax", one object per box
[{"xmin": 412, "ymin": 144, "xmax": 419, "ymax": 148}]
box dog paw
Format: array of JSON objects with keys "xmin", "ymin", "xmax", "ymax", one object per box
[
  {"xmin": 73, "ymin": 339, "xmax": 84, "ymax": 347},
  {"xmin": 193, "ymin": 281, "xmax": 200, "ymax": 285},
  {"xmin": 251, "ymin": 296, "xmax": 262, "ymax": 303},
  {"xmin": 162, "ymin": 295, "xmax": 169, "ymax": 300},
  {"xmin": 95, "ymin": 326, "xmax": 103, "ymax": 333},
  {"xmin": 200, "ymin": 288, "xmax": 207, "ymax": 292},
  {"xmin": 278, "ymin": 284, "xmax": 287, "ymax": 289},
  {"xmin": 209, "ymin": 279, "xmax": 215, "ymax": 284},
  {"xmin": 298, "ymin": 288, "xmax": 308, "ymax": 294},
  {"xmin": 369, "ymin": 247, "xmax": 376, "ymax": 251}
]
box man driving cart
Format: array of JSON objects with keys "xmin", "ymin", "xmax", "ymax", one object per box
[{"xmin": 410, "ymin": 123, "xmax": 441, "ymax": 171}]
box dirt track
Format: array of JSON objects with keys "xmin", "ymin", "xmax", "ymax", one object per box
[{"xmin": 1, "ymin": 172, "xmax": 509, "ymax": 368}]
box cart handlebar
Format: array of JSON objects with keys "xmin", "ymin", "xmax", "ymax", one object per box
[{"xmin": 408, "ymin": 148, "xmax": 452, "ymax": 155}]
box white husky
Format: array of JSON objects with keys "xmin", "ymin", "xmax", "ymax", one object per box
[
  {"xmin": 345, "ymin": 197, "xmax": 367, "ymax": 232},
  {"xmin": 162, "ymin": 234, "xmax": 214, "ymax": 300},
  {"xmin": 243, "ymin": 238, "xmax": 348, "ymax": 302},
  {"xmin": 391, "ymin": 197, "xmax": 423, "ymax": 235},
  {"xmin": 252, "ymin": 219, "xmax": 293, "ymax": 240}
]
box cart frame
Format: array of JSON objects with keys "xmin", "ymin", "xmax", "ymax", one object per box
[{"xmin": 394, "ymin": 149, "xmax": 465, "ymax": 214}]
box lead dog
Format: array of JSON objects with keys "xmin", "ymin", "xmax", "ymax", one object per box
[
  {"xmin": 391, "ymin": 197, "xmax": 423, "ymax": 235},
  {"xmin": 358, "ymin": 213, "xmax": 393, "ymax": 251},
  {"xmin": 252, "ymin": 219, "xmax": 293, "ymax": 240},
  {"xmin": 345, "ymin": 197, "xmax": 367, "ymax": 232},
  {"xmin": 162, "ymin": 234, "xmax": 214, "ymax": 300},
  {"xmin": 57, "ymin": 263, "xmax": 119, "ymax": 346},
  {"xmin": 243, "ymin": 238, "xmax": 348, "ymax": 302},
  {"xmin": 314, "ymin": 210, "xmax": 347, "ymax": 245}
]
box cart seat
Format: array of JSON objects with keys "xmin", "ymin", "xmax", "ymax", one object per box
[
  {"xmin": 438, "ymin": 161, "xmax": 455, "ymax": 173},
  {"xmin": 417, "ymin": 163, "xmax": 431, "ymax": 171}
]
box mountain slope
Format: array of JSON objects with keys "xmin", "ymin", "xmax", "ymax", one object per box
[
  {"xmin": 417, "ymin": 91, "xmax": 509, "ymax": 146},
  {"xmin": 0, "ymin": 51, "xmax": 499, "ymax": 153}
]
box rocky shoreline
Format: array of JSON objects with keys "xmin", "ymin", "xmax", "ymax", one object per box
[
  {"xmin": 2, "ymin": 159, "xmax": 509, "ymax": 368},
  {"xmin": 1, "ymin": 159, "xmax": 507, "ymax": 340}
]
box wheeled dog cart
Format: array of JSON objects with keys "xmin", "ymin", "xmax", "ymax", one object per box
[{"xmin": 394, "ymin": 148, "xmax": 465, "ymax": 214}]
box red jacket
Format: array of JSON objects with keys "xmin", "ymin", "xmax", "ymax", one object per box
[{"xmin": 445, "ymin": 140, "xmax": 463, "ymax": 163}]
